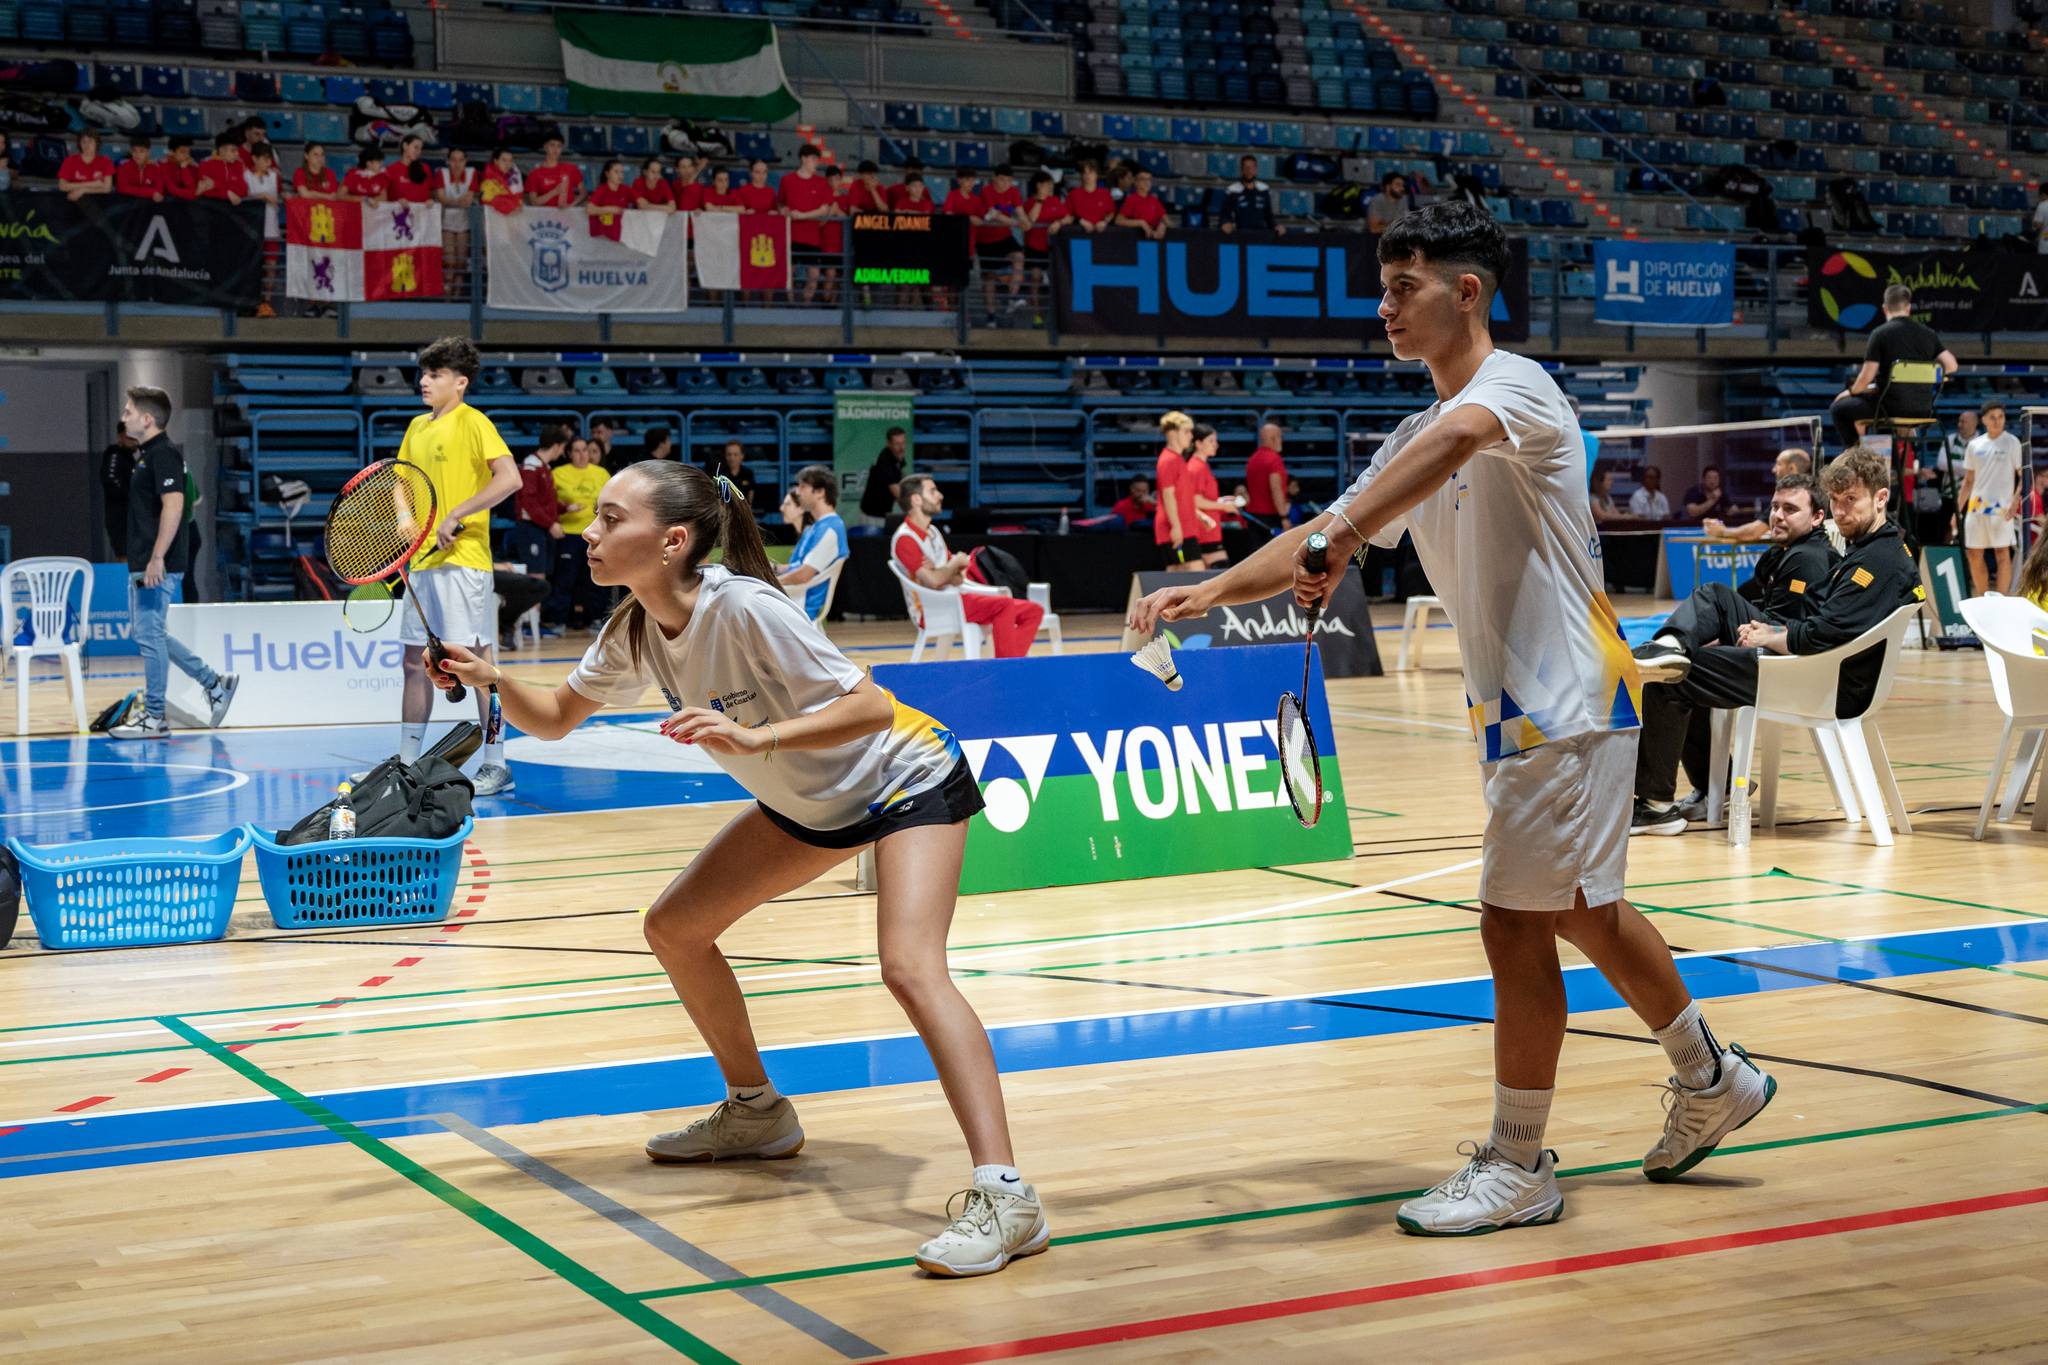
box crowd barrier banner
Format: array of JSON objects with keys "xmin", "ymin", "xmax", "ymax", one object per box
[
  {"xmin": 1811, "ymin": 248, "xmax": 2048, "ymax": 332},
  {"xmin": 694, "ymin": 211, "xmax": 789, "ymax": 290},
  {"xmin": 1658, "ymin": 531, "xmax": 1769, "ymax": 600},
  {"xmin": 873, "ymin": 644, "xmax": 1351, "ymax": 895},
  {"xmin": 0, "ymin": 195, "xmax": 261, "ymax": 305},
  {"xmin": 850, "ymin": 211, "xmax": 969, "ymax": 289},
  {"xmin": 167, "ymin": 602, "xmax": 479, "ymax": 727},
  {"xmin": 1593, "ymin": 240, "xmax": 1735, "ymax": 327},
  {"xmin": 286, "ymin": 199, "xmax": 444, "ymax": 303},
  {"xmin": 485, "ymin": 206, "xmax": 690, "ymax": 312},
  {"xmin": 82, "ymin": 562, "xmax": 138, "ymax": 658},
  {"xmin": 1054, "ymin": 230, "xmax": 1529, "ymax": 341},
  {"xmin": 832, "ymin": 391, "xmax": 913, "ymax": 527},
  {"xmin": 1118, "ymin": 568, "xmax": 1383, "ymax": 676}
]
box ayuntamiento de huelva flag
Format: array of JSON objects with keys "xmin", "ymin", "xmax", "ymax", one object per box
[{"xmin": 556, "ymin": 12, "xmax": 799, "ymax": 122}]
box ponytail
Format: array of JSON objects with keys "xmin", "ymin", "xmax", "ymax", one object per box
[{"xmin": 594, "ymin": 461, "xmax": 779, "ymax": 669}]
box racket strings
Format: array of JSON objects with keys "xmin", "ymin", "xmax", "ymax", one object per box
[{"xmin": 327, "ymin": 463, "xmax": 435, "ymax": 582}]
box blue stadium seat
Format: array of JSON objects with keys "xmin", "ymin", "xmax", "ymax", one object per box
[
  {"xmin": 97, "ymin": 63, "xmax": 142, "ymax": 94},
  {"xmin": 261, "ymin": 110, "xmax": 301, "ymax": 142},
  {"xmin": 324, "ymin": 74, "xmax": 366, "ymax": 103},
  {"xmin": 160, "ymin": 105, "xmax": 208, "ymax": 136},
  {"xmin": 1137, "ymin": 114, "xmax": 1171, "ymax": 141},
  {"xmin": 993, "ymin": 106, "xmax": 1031, "ymax": 136},
  {"xmin": 537, "ymin": 84, "xmax": 569, "ymax": 114},
  {"xmin": 301, "ymin": 111, "xmax": 347, "ymax": 144},
  {"xmin": 735, "ymin": 130, "xmax": 776, "ymax": 161},
  {"xmin": 611, "ymin": 123, "xmax": 653, "ymax": 156},
  {"xmin": 962, "ymin": 104, "xmax": 993, "ymax": 134},
  {"xmin": 280, "ymin": 72, "xmax": 324, "ymax": 103},
  {"xmin": 142, "ymin": 64, "xmax": 187, "ymax": 98},
  {"xmin": 915, "ymin": 137, "xmax": 951, "ymax": 166},
  {"xmin": 567, "ymin": 124, "xmax": 606, "ymax": 157},
  {"xmin": 885, "ymin": 101, "xmax": 920, "ymax": 130},
  {"xmin": 190, "ymin": 67, "xmax": 234, "ymax": 99},
  {"xmin": 1271, "ymin": 121, "xmax": 1304, "ymax": 148},
  {"xmin": 497, "ymin": 83, "xmax": 540, "ymax": 112},
  {"xmin": 370, "ymin": 11, "xmax": 412, "ymax": 64},
  {"xmin": 454, "ymin": 81, "xmax": 494, "ymax": 109},
  {"xmin": 409, "ymin": 79, "xmax": 454, "ymax": 110},
  {"xmin": 1030, "ymin": 109, "xmax": 1064, "ymax": 137},
  {"xmin": 67, "ymin": 0, "xmax": 113, "ymax": 46},
  {"xmin": 241, "ymin": 0, "xmax": 283, "ymax": 49},
  {"xmin": 1104, "ymin": 113, "xmax": 1137, "ymax": 139},
  {"xmin": 1137, "ymin": 148, "xmax": 1172, "ymax": 175},
  {"xmin": 112, "ymin": 0, "xmax": 154, "ymax": 45},
  {"xmin": 920, "ymin": 102, "xmax": 960, "ymax": 132},
  {"xmin": 367, "ymin": 77, "xmax": 407, "ymax": 104},
  {"xmin": 955, "ymin": 140, "xmax": 991, "ymax": 170}
]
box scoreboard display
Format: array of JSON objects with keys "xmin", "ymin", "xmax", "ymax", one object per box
[{"xmin": 850, "ymin": 212, "xmax": 970, "ymax": 289}]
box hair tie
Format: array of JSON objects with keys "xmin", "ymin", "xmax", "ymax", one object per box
[{"xmin": 714, "ymin": 474, "xmax": 734, "ymax": 505}]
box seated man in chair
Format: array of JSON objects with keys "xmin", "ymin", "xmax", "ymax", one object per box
[
  {"xmin": 892, "ymin": 474, "xmax": 1044, "ymax": 658},
  {"xmin": 1827, "ymin": 284, "xmax": 1958, "ymax": 453},
  {"xmin": 1629, "ymin": 451, "xmax": 1923, "ymax": 835}
]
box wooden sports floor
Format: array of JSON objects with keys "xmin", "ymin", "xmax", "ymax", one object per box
[{"xmin": 4, "ymin": 608, "xmax": 2046, "ymax": 1363}]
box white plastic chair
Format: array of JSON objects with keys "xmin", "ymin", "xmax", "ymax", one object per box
[
  {"xmin": 888, "ymin": 558, "xmax": 987, "ymax": 661},
  {"xmin": 1398, "ymin": 595, "xmax": 1442, "ymax": 669},
  {"xmin": 2, "ymin": 556, "xmax": 92, "ymax": 734},
  {"xmin": 1707, "ymin": 602, "xmax": 1922, "ymax": 847},
  {"xmin": 1959, "ymin": 594, "xmax": 2048, "ymax": 838},
  {"xmin": 782, "ymin": 557, "xmax": 847, "ymax": 628},
  {"xmin": 1026, "ymin": 581, "xmax": 1063, "ymax": 654}
]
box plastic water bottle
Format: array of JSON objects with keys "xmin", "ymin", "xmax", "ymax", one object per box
[
  {"xmin": 1057, "ymin": 507, "xmax": 1070, "ymax": 536},
  {"xmin": 327, "ymin": 781, "xmax": 357, "ymax": 841}
]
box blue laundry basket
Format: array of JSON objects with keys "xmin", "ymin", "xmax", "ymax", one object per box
[
  {"xmin": 249, "ymin": 818, "xmax": 472, "ymax": 929},
  {"xmin": 6, "ymin": 828, "xmax": 251, "ymax": 950}
]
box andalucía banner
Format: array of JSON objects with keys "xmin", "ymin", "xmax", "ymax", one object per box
[
  {"xmin": 555, "ymin": 12, "xmax": 800, "ymax": 122},
  {"xmin": 286, "ymin": 199, "xmax": 443, "ymax": 302}
]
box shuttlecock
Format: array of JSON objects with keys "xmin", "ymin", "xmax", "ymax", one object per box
[{"xmin": 1131, "ymin": 636, "xmax": 1183, "ymax": 691}]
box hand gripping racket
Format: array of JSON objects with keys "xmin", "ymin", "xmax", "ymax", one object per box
[
  {"xmin": 1277, "ymin": 531, "xmax": 1328, "ymax": 828},
  {"xmin": 323, "ymin": 458, "xmax": 471, "ymax": 702}
]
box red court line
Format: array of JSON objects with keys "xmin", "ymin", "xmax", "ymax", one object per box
[
  {"xmin": 394, "ymin": 957, "xmax": 423, "ymax": 967},
  {"xmin": 137, "ymin": 1068, "xmax": 190, "ymax": 1084},
  {"xmin": 359, "ymin": 976, "xmax": 392, "ymax": 988},
  {"xmin": 886, "ymin": 1187, "xmax": 2048, "ymax": 1365},
  {"xmin": 54, "ymin": 1096, "xmax": 113, "ymax": 1113}
]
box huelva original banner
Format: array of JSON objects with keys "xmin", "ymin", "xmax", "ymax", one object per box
[{"xmin": 873, "ymin": 644, "xmax": 1351, "ymax": 894}]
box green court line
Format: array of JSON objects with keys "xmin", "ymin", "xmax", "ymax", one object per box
[
  {"xmin": 158, "ymin": 1015, "xmax": 733, "ymax": 1363},
  {"xmin": 1770, "ymin": 871, "xmax": 2048, "ymax": 923},
  {"xmin": 631, "ymin": 1100, "xmax": 2048, "ymax": 1301},
  {"xmin": 1653, "ymin": 905, "xmax": 2048, "ymax": 987}
]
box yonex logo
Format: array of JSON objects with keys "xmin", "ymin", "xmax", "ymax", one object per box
[{"xmin": 965, "ymin": 723, "xmax": 1287, "ymax": 835}]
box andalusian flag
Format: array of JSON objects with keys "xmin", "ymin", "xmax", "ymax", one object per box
[{"xmin": 556, "ymin": 12, "xmax": 800, "ymax": 122}]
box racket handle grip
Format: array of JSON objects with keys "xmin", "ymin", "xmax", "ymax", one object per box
[
  {"xmin": 1303, "ymin": 531, "xmax": 1329, "ymax": 574},
  {"xmin": 429, "ymin": 644, "xmax": 468, "ymax": 703}
]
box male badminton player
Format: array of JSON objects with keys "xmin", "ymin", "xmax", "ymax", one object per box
[
  {"xmin": 1131, "ymin": 202, "xmax": 1774, "ymax": 1236},
  {"xmin": 395, "ymin": 337, "xmax": 521, "ymax": 794},
  {"xmin": 431, "ymin": 460, "xmax": 1048, "ymax": 1279}
]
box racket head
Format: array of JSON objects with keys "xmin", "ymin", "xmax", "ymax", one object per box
[
  {"xmin": 340, "ymin": 580, "xmax": 395, "ymax": 632},
  {"xmin": 1276, "ymin": 690, "xmax": 1324, "ymax": 828},
  {"xmin": 325, "ymin": 459, "xmax": 438, "ymax": 585}
]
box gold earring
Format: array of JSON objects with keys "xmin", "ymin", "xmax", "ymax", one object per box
[{"xmin": 661, "ymin": 548, "xmax": 672, "ymax": 565}]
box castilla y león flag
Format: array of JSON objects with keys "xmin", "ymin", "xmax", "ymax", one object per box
[
  {"xmin": 286, "ymin": 199, "xmax": 445, "ymax": 302},
  {"xmin": 692, "ymin": 211, "xmax": 789, "ymax": 290}
]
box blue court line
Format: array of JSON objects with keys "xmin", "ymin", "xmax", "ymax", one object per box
[{"xmin": 3, "ymin": 918, "xmax": 2041, "ymax": 1182}]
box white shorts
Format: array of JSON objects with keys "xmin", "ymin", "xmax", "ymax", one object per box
[
  {"xmin": 399, "ymin": 566, "xmax": 494, "ymax": 648},
  {"xmin": 1964, "ymin": 512, "xmax": 2017, "ymax": 550},
  {"xmin": 1478, "ymin": 728, "xmax": 1634, "ymax": 912}
]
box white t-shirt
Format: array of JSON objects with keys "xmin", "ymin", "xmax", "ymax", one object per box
[
  {"xmin": 1627, "ymin": 486, "xmax": 1670, "ymax": 518},
  {"xmin": 566, "ymin": 566, "xmax": 961, "ymax": 830},
  {"xmin": 244, "ymin": 167, "xmax": 280, "ymax": 239},
  {"xmin": 437, "ymin": 164, "xmax": 476, "ymax": 234},
  {"xmin": 2032, "ymin": 199, "xmax": 2048, "ymax": 248},
  {"xmin": 1964, "ymin": 430, "xmax": 2024, "ymax": 517},
  {"xmin": 1330, "ymin": 348, "xmax": 1641, "ymax": 763}
]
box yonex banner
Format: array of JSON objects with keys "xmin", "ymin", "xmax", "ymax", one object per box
[
  {"xmin": 873, "ymin": 644, "xmax": 1352, "ymax": 895},
  {"xmin": 1593, "ymin": 240, "xmax": 1736, "ymax": 327},
  {"xmin": 1054, "ymin": 231, "xmax": 1529, "ymax": 342},
  {"xmin": 485, "ymin": 206, "xmax": 690, "ymax": 313}
]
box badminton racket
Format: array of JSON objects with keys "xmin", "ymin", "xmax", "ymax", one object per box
[
  {"xmin": 323, "ymin": 458, "xmax": 470, "ymax": 703},
  {"xmin": 340, "ymin": 580, "xmax": 395, "ymax": 633},
  {"xmin": 1276, "ymin": 531, "xmax": 1328, "ymax": 828}
]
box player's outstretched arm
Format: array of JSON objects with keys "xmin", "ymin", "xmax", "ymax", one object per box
[
  {"xmin": 1128, "ymin": 519, "xmax": 1324, "ymax": 634},
  {"xmin": 434, "ymin": 643, "xmax": 603, "ymax": 740}
]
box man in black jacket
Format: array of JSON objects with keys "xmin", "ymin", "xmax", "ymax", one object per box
[{"xmin": 1629, "ymin": 458, "xmax": 1919, "ymax": 832}]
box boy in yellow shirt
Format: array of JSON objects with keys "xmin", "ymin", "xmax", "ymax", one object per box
[{"xmin": 397, "ymin": 336, "xmax": 523, "ymax": 791}]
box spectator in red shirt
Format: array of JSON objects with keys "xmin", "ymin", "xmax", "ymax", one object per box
[
  {"xmin": 892, "ymin": 474, "xmax": 1046, "ymax": 657},
  {"xmin": 160, "ymin": 138, "xmax": 201, "ymax": 200},
  {"xmin": 1111, "ymin": 475, "xmax": 1156, "ymax": 527},
  {"xmin": 342, "ymin": 148, "xmax": 388, "ymax": 203},
  {"xmin": 59, "ymin": 131, "xmax": 116, "ymax": 201},
  {"xmin": 846, "ymin": 158, "xmax": 889, "ymax": 215},
  {"xmin": 1244, "ymin": 421, "xmax": 1289, "ymax": 523},
  {"xmin": 525, "ymin": 135, "xmax": 584, "ymax": 208},
  {"xmin": 385, "ymin": 134, "xmax": 434, "ymax": 205},
  {"xmin": 820, "ymin": 163, "xmax": 847, "ymax": 258},
  {"xmin": 1186, "ymin": 423, "xmax": 1231, "ymax": 567},
  {"xmin": 778, "ymin": 144, "xmax": 838, "ymax": 304},
  {"xmin": 517, "ymin": 424, "xmax": 569, "ymax": 537},
  {"xmin": 292, "ymin": 142, "xmax": 340, "ymax": 199},
  {"xmin": 941, "ymin": 168, "xmax": 985, "ymax": 225},
  {"xmin": 1022, "ymin": 170, "xmax": 1068, "ymax": 258},
  {"xmin": 736, "ymin": 158, "xmax": 777, "ymax": 213},
  {"xmin": 1065, "ymin": 160, "xmax": 1115, "ymax": 233},
  {"xmin": 889, "ymin": 162, "xmax": 935, "ymax": 211},
  {"xmin": 977, "ymin": 163, "xmax": 1026, "ymax": 318},
  {"xmin": 700, "ymin": 164, "xmax": 743, "ymax": 212},
  {"xmin": 1114, "ymin": 168, "xmax": 1168, "ymax": 239},
  {"xmin": 115, "ymin": 137, "xmax": 162, "ymax": 201},
  {"xmin": 586, "ymin": 159, "xmax": 633, "ymax": 241},
  {"xmin": 196, "ymin": 137, "xmax": 247, "ymax": 204},
  {"xmin": 672, "ymin": 154, "xmax": 705, "ymax": 212},
  {"xmin": 631, "ymin": 155, "xmax": 675, "ymax": 210},
  {"xmin": 480, "ymin": 146, "xmax": 523, "ymax": 214},
  {"xmin": 1154, "ymin": 410, "xmax": 1201, "ymax": 570}
]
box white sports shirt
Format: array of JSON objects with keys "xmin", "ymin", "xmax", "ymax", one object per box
[
  {"xmin": 1964, "ymin": 431, "xmax": 2023, "ymax": 518},
  {"xmin": 567, "ymin": 566, "xmax": 961, "ymax": 830},
  {"xmin": 1330, "ymin": 349, "xmax": 1642, "ymax": 762}
]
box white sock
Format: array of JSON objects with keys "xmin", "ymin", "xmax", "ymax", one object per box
[
  {"xmin": 1654, "ymin": 1001, "xmax": 1723, "ymax": 1090},
  {"xmin": 398, "ymin": 722, "xmax": 428, "ymax": 764},
  {"xmin": 482, "ymin": 737, "xmax": 505, "ymax": 766},
  {"xmin": 727, "ymin": 1081, "xmax": 780, "ymax": 1110},
  {"xmin": 972, "ymin": 1163, "xmax": 1025, "ymax": 1191},
  {"xmin": 1487, "ymin": 1083, "xmax": 1553, "ymax": 1172}
]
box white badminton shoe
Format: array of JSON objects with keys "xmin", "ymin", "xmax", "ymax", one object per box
[
  {"xmin": 915, "ymin": 1181, "xmax": 1050, "ymax": 1277},
  {"xmin": 1643, "ymin": 1044, "xmax": 1776, "ymax": 1182},
  {"xmin": 645, "ymin": 1097, "xmax": 805, "ymax": 1163},
  {"xmin": 1396, "ymin": 1141, "xmax": 1564, "ymax": 1236}
]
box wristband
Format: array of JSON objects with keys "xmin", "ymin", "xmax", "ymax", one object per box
[
  {"xmin": 765, "ymin": 720, "xmax": 780, "ymax": 756},
  {"xmin": 1333, "ymin": 506, "xmax": 1363, "ymax": 544}
]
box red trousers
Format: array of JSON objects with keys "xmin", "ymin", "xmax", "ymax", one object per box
[{"xmin": 963, "ymin": 592, "xmax": 1044, "ymax": 657}]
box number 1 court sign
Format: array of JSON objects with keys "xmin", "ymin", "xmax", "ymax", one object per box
[{"xmin": 874, "ymin": 644, "xmax": 1351, "ymax": 894}]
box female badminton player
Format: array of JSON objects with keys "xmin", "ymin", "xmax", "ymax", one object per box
[{"xmin": 431, "ymin": 461, "xmax": 1048, "ymax": 1279}]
